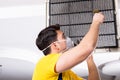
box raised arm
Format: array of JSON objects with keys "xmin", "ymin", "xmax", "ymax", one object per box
[
  {"xmin": 87, "ymin": 55, "xmax": 101, "ymax": 80},
  {"xmin": 55, "ymin": 12, "xmax": 104, "ymax": 73}
]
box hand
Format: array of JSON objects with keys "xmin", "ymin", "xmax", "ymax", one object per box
[
  {"xmin": 86, "ymin": 55, "xmax": 94, "ymax": 63},
  {"xmin": 92, "ymin": 12, "xmax": 104, "ymax": 24}
]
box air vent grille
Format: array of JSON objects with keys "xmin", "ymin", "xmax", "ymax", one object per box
[{"xmin": 49, "ymin": 0, "xmax": 118, "ymax": 48}]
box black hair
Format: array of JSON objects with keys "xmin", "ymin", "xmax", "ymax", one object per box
[{"xmin": 36, "ymin": 24, "xmax": 60, "ymax": 55}]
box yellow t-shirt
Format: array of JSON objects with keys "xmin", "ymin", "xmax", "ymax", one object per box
[{"xmin": 32, "ymin": 53, "xmax": 84, "ymax": 80}]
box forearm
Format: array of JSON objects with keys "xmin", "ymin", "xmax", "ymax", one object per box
[
  {"xmin": 79, "ymin": 21, "xmax": 100, "ymax": 49},
  {"xmin": 87, "ymin": 60, "xmax": 101, "ymax": 80},
  {"xmin": 80, "ymin": 13, "xmax": 104, "ymax": 49}
]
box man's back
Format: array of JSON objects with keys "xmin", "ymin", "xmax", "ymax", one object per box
[{"xmin": 32, "ymin": 53, "xmax": 83, "ymax": 80}]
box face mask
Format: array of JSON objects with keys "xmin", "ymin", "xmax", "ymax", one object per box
[
  {"xmin": 65, "ymin": 37, "xmax": 74, "ymax": 50},
  {"xmin": 41, "ymin": 37, "xmax": 74, "ymax": 52}
]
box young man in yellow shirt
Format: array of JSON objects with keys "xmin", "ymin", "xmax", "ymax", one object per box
[{"xmin": 32, "ymin": 12, "xmax": 104, "ymax": 80}]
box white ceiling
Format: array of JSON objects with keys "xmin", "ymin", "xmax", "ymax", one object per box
[
  {"xmin": 0, "ymin": 0, "xmax": 47, "ymax": 7},
  {"xmin": 0, "ymin": 0, "xmax": 46, "ymax": 80},
  {"xmin": 0, "ymin": 0, "xmax": 47, "ymax": 19}
]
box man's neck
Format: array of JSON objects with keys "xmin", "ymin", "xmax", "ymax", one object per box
[{"xmin": 50, "ymin": 50, "xmax": 60, "ymax": 54}]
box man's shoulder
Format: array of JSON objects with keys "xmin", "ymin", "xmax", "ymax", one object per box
[{"xmin": 38, "ymin": 53, "xmax": 60, "ymax": 63}]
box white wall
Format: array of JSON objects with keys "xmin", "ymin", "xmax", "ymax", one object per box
[
  {"xmin": 0, "ymin": 4, "xmax": 46, "ymax": 52},
  {"xmin": 0, "ymin": 4, "xmax": 46, "ymax": 80}
]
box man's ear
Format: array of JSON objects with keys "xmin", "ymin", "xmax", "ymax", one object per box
[{"xmin": 52, "ymin": 42, "xmax": 60, "ymax": 50}]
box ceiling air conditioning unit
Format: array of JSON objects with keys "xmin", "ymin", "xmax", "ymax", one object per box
[{"xmin": 0, "ymin": 65, "xmax": 2, "ymax": 74}]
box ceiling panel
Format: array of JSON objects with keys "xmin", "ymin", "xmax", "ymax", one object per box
[{"xmin": 0, "ymin": 0, "xmax": 47, "ymax": 7}]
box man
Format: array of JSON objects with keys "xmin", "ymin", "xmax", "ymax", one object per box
[{"xmin": 32, "ymin": 12, "xmax": 104, "ymax": 80}]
